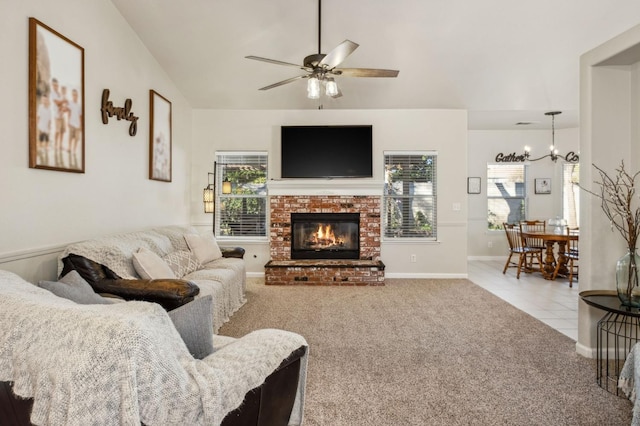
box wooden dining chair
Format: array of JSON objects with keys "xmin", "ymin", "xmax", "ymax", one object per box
[
  {"xmin": 519, "ymin": 220, "xmax": 546, "ymax": 250},
  {"xmin": 502, "ymin": 223, "xmax": 544, "ymax": 278},
  {"xmin": 553, "ymin": 227, "xmax": 579, "ymax": 287}
]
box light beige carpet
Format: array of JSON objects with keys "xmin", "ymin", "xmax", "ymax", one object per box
[{"xmin": 219, "ymin": 278, "xmax": 633, "ymax": 426}]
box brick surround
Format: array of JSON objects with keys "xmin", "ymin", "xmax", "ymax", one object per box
[{"xmin": 267, "ymin": 195, "xmax": 385, "ymax": 285}]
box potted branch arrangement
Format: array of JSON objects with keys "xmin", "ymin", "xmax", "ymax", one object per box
[{"xmin": 587, "ymin": 161, "xmax": 640, "ymax": 307}]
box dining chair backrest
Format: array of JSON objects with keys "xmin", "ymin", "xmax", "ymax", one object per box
[
  {"xmin": 566, "ymin": 226, "xmax": 579, "ymax": 257},
  {"xmin": 503, "ymin": 223, "xmax": 524, "ymax": 251},
  {"xmin": 520, "ymin": 220, "xmax": 546, "ymax": 233},
  {"xmin": 519, "ymin": 221, "xmax": 545, "ymax": 250}
]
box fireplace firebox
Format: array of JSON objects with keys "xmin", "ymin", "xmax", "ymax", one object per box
[{"xmin": 290, "ymin": 213, "xmax": 360, "ymax": 260}]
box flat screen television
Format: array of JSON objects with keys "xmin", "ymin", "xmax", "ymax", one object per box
[{"xmin": 281, "ymin": 125, "xmax": 373, "ymax": 178}]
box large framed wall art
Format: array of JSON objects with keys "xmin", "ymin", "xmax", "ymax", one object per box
[
  {"xmin": 28, "ymin": 18, "xmax": 85, "ymax": 173},
  {"xmin": 149, "ymin": 90, "xmax": 172, "ymax": 182}
]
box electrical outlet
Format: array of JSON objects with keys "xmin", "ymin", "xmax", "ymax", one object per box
[
  {"xmin": 488, "ymin": 241, "xmax": 493, "ymax": 248},
  {"xmin": 410, "ymin": 254, "xmax": 417, "ymax": 263}
]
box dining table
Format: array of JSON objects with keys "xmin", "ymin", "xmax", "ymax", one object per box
[{"xmin": 520, "ymin": 229, "xmax": 579, "ymax": 280}]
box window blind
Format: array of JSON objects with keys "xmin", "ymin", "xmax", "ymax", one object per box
[
  {"xmin": 383, "ymin": 152, "xmax": 437, "ymax": 239},
  {"xmin": 215, "ymin": 152, "xmax": 268, "ymax": 238},
  {"xmin": 487, "ymin": 164, "xmax": 526, "ymax": 230}
]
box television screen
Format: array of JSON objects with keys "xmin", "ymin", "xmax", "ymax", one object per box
[{"xmin": 281, "ymin": 125, "xmax": 373, "ymax": 178}]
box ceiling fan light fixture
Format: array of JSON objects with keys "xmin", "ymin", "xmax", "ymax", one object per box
[
  {"xmin": 246, "ymin": 0, "xmax": 398, "ymax": 100},
  {"xmin": 307, "ymin": 76, "xmax": 320, "ymax": 99},
  {"xmin": 325, "ymin": 78, "xmax": 339, "ymax": 97}
]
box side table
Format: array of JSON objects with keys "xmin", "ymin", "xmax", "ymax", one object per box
[{"xmin": 580, "ymin": 290, "xmax": 640, "ymax": 396}]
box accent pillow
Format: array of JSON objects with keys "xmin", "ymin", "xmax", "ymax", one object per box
[
  {"xmin": 38, "ymin": 270, "xmax": 110, "ymax": 305},
  {"xmin": 184, "ymin": 233, "xmax": 223, "ymax": 264},
  {"xmin": 132, "ymin": 247, "xmax": 176, "ymax": 279},
  {"xmin": 163, "ymin": 250, "xmax": 202, "ymax": 278},
  {"xmin": 168, "ymin": 295, "xmax": 214, "ymax": 359}
]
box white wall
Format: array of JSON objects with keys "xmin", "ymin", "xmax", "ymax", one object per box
[
  {"xmin": 578, "ymin": 23, "xmax": 640, "ymax": 356},
  {"xmin": 190, "ymin": 109, "xmax": 468, "ymax": 277},
  {"xmin": 0, "ymin": 0, "xmax": 193, "ymax": 282},
  {"xmin": 467, "ymin": 128, "xmax": 580, "ymax": 258}
]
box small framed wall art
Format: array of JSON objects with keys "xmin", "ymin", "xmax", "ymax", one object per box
[
  {"xmin": 535, "ymin": 178, "xmax": 551, "ymax": 194},
  {"xmin": 467, "ymin": 177, "xmax": 481, "ymax": 194},
  {"xmin": 28, "ymin": 17, "xmax": 85, "ymax": 173},
  {"xmin": 149, "ymin": 90, "xmax": 172, "ymax": 182}
]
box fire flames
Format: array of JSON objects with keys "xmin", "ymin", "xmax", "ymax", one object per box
[{"xmin": 310, "ymin": 224, "xmax": 344, "ymax": 247}]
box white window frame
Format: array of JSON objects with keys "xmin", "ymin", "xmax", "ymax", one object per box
[
  {"xmin": 562, "ymin": 163, "xmax": 580, "ymax": 228},
  {"xmin": 214, "ymin": 151, "xmax": 268, "ymax": 241},
  {"xmin": 487, "ymin": 164, "xmax": 527, "ymax": 230},
  {"xmin": 383, "ymin": 151, "xmax": 437, "ymax": 241}
]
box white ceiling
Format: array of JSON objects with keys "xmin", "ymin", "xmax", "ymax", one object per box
[{"xmin": 110, "ymin": 0, "xmax": 640, "ymax": 129}]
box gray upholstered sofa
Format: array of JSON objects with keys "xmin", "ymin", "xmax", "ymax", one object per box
[{"xmin": 57, "ymin": 225, "xmax": 246, "ymax": 332}]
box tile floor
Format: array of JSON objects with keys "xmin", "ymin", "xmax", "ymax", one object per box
[{"xmin": 468, "ymin": 259, "xmax": 579, "ymax": 341}]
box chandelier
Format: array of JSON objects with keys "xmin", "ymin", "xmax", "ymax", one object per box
[{"xmin": 523, "ymin": 111, "xmax": 579, "ymax": 163}]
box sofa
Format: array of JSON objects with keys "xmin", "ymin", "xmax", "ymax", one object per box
[
  {"xmin": 0, "ymin": 269, "xmax": 308, "ymax": 425},
  {"xmin": 57, "ymin": 225, "xmax": 246, "ymax": 332}
]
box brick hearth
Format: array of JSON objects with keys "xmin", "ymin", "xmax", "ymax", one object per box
[{"xmin": 267, "ymin": 195, "xmax": 384, "ymax": 285}]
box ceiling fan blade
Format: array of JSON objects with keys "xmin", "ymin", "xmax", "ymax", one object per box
[
  {"xmin": 245, "ymin": 56, "xmax": 311, "ymax": 71},
  {"xmin": 258, "ymin": 75, "xmax": 307, "ymax": 91},
  {"xmin": 319, "ymin": 40, "xmax": 359, "ymax": 69},
  {"xmin": 334, "ymin": 68, "xmax": 399, "ymax": 78}
]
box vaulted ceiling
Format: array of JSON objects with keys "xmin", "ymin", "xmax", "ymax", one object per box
[{"xmin": 111, "ymin": 0, "xmax": 640, "ymax": 129}]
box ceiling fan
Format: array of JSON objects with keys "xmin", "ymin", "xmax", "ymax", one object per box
[{"xmin": 245, "ymin": 0, "xmax": 399, "ymax": 99}]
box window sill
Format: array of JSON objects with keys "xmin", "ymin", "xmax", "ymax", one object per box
[
  {"xmin": 381, "ymin": 239, "xmax": 440, "ymax": 244},
  {"xmin": 216, "ymin": 236, "xmax": 269, "ymax": 244}
]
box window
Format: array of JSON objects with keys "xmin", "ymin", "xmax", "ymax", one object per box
[
  {"xmin": 215, "ymin": 152, "xmax": 268, "ymax": 238},
  {"xmin": 383, "ymin": 151, "xmax": 437, "ymax": 239},
  {"xmin": 563, "ymin": 163, "xmax": 580, "ymax": 228},
  {"xmin": 487, "ymin": 164, "xmax": 526, "ymax": 230}
]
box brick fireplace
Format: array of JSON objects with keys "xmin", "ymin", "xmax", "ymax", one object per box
[{"xmin": 265, "ymin": 193, "xmax": 385, "ymax": 285}]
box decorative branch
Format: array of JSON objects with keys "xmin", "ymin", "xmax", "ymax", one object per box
[{"xmin": 581, "ymin": 161, "xmax": 640, "ymax": 252}]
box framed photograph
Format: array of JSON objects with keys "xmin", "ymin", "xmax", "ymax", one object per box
[
  {"xmin": 467, "ymin": 177, "xmax": 481, "ymax": 194},
  {"xmin": 149, "ymin": 90, "xmax": 172, "ymax": 182},
  {"xmin": 535, "ymin": 178, "xmax": 552, "ymax": 194},
  {"xmin": 29, "ymin": 18, "xmax": 85, "ymax": 173}
]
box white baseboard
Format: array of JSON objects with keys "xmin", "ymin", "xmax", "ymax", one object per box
[
  {"xmin": 467, "ymin": 256, "xmax": 507, "ymax": 261},
  {"xmin": 247, "ymin": 271, "xmax": 468, "ymax": 280},
  {"xmin": 576, "ymin": 342, "xmax": 596, "ymax": 358},
  {"xmin": 385, "ymin": 272, "xmax": 469, "ymax": 279}
]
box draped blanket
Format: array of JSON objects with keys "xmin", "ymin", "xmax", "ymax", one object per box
[
  {"xmin": 56, "ymin": 226, "xmax": 247, "ymax": 333},
  {"xmin": 619, "ymin": 342, "xmax": 640, "ymax": 425},
  {"xmin": 0, "ymin": 270, "xmax": 307, "ymax": 426}
]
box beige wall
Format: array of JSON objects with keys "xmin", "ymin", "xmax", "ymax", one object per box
[
  {"xmin": 467, "ymin": 128, "xmax": 580, "ymax": 259},
  {"xmin": 0, "ymin": 0, "xmax": 193, "ymax": 282},
  {"xmin": 190, "ymin": 109, "xmax": 468, "ymax": 277},
  {"xmin": 578, "ymin": 23, "xmax": 640, "ymax": 356}
]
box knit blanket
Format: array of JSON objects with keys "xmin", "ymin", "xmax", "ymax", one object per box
[
  {"xmin": 57, "ymin": 228, "xmax": 179, "ymax": 279},
  {"xmin": 0, "ymin": 270, "xmax": 307, "ymax": 426},
  {"xmin": 619, "ymin": 342, "xmax": 640, "ymax": 425},
  {"xmin": 56, "ymin": 226, "xmax": 247, "ymax": 332}
]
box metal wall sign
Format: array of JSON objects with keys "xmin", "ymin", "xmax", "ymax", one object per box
[{"xmin": 494, "ymin": 151, "xmax": 579, "ymax": 163}]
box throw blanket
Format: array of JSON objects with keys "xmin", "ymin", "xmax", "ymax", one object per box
[
  {"xmin": 0, "ymin": 271, "xmax": 307, "ymax": 426},
  {"xmin": 619, "ymin": 342, "xmax": 640, "ymax": 425},
  {"xmin": 57, "ymin": 228, "xmax": 177, "ymax": 279}
]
